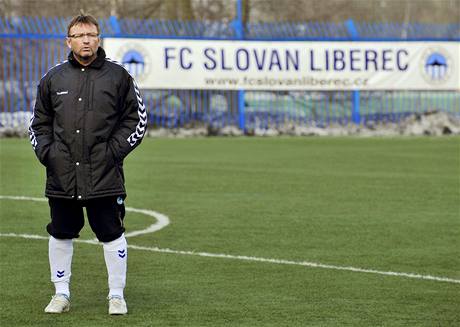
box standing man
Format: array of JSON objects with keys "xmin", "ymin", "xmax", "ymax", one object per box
[{"xmin": 29, "ymin": 13, "xmax": 146, "ymax": 315}]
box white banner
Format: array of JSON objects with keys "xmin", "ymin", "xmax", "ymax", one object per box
[{"xmin": 103, "ymin": 39, "xmax": 459, "ymax": 91}]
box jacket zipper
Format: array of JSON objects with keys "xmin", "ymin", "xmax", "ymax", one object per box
[{"xmin": 81, "ymin": 72, "xmax": 92, "ymax": 199}]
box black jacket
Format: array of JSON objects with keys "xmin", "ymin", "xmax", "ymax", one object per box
[{"xmin": 29, "ymin": 47, "xmax": 146, "ymax": 200}]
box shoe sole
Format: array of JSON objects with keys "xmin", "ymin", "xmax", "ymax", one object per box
[
  {"xmin": 44, "ymin": 304, "xmax": 70, "ymax": 314},
  {"xmin": 45, "ymin": 307, "xmax": 70, "ymax": 314}
]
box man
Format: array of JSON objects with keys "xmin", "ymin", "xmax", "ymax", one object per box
[{"xmin": 28, "ymin": 13, "xmax": 146, "ymax": 315}]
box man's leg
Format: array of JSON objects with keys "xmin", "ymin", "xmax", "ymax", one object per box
[
  {"xmin": 86, "ymin": 196, "xmax": 127, "ymax": 314},
  {"xmin": 103, "ymin": 234, "xmax": 128, "ymax": 298},
  {"xmin": 48, "ymin": 236, "xmax": 73, "ymax": 297},
  {"xmin": 45, "ymin": 197, "xmax": 84, "ymax": 313}
]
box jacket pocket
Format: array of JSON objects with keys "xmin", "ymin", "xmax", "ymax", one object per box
[
  {"xmin": 90, "ymin": 142, "xmax": 122, "ymax": 193},
  {"xmin": 46, "ymin": 142, "xmax": 73, "ymax": 194}
]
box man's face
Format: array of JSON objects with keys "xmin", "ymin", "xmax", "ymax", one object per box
[{"xmin": 66, "ymin": 23, "xmax": 100, "ymax": 63}]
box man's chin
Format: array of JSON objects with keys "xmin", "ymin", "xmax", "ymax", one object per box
[
  {"xmin": 79, "ymin": 52, "xmax": 93, "ymax": 58},
  {"xmin": 75, "ymin": 51, "xmax": 96, "ymax": 63}
]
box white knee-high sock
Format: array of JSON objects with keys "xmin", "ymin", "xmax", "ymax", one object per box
[
  {"xmin": 103, "ymin": 234, "xmax": 127, "ymax": 298},
  {"xmin": 49, "ymin": 236, "xmax": 73, "ymax": 297}
]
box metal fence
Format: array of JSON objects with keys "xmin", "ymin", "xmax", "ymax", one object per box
[{"xmin": 1, "ymin": 16, "xmax": 459, "ymax": 130}]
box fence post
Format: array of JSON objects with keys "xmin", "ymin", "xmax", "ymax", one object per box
[
  {"xmin": 235, "ymin": 0, "xmax": 246, "ymax": 131},
  {"xmin": 345, "ymin": 19, "xmax": 361, "ymax": 124},
  {"xmin": 109, "ymin": 15, "xmax": 121, "ymax": 36}
]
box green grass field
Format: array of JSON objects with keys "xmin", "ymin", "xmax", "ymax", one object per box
[{"xmin": 1, "ymin": 136, "xmax": 459, "ymax": 327}]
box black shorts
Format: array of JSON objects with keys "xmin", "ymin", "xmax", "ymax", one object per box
[{"xmin": 47, "ymin": 196, "xmax": 125, "ymax": 242}]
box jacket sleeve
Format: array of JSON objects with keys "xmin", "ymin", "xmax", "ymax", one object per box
[
  {"xmin": 108, "ymin": 75, "xmax": 147, "ymax": 162},
  {"xmin": 29, "ymin": 78, "xmax": 54, "ymax": 166}
]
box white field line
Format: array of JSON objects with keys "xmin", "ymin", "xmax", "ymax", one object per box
[
  {"xmin": 123, "ymin": 207, "xmax": 170, "ymax": 238},
  {"xmin": 1, "ymin": 196, "xmax": 460, "ymax": 285},
  {"xmin": 1, "ymin": 232, "xmax": 459, "ymax": 285}
]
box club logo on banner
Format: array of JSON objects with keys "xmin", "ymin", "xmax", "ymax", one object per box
[
  {"xmin": 420, "ymin": 47, "xmax": 452, "ymax": 85},
  {"xmin": 116, "ymin": 44, "xmax": 151, "ymax": 82}
]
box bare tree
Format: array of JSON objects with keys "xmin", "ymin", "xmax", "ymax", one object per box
[
  {"xmin": 192, "ymin": 0, "xmax": 234, "ymax": 21},
  {"xmin": 180, "ymin": 0, "xmax": 195, "ymax": 20},
  {"xmin": 1, "ymin": 0, "xmax": 458, "ymax": 23}
]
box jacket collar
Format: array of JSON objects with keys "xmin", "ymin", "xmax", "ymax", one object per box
[{"xmin": 68, "ymin": 47, "xmax": 106, "ymax": 69}]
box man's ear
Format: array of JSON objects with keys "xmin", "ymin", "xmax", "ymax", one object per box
[{"xmin": 66, "ymin": 38, "xmax": 72, "ymax": 49}]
